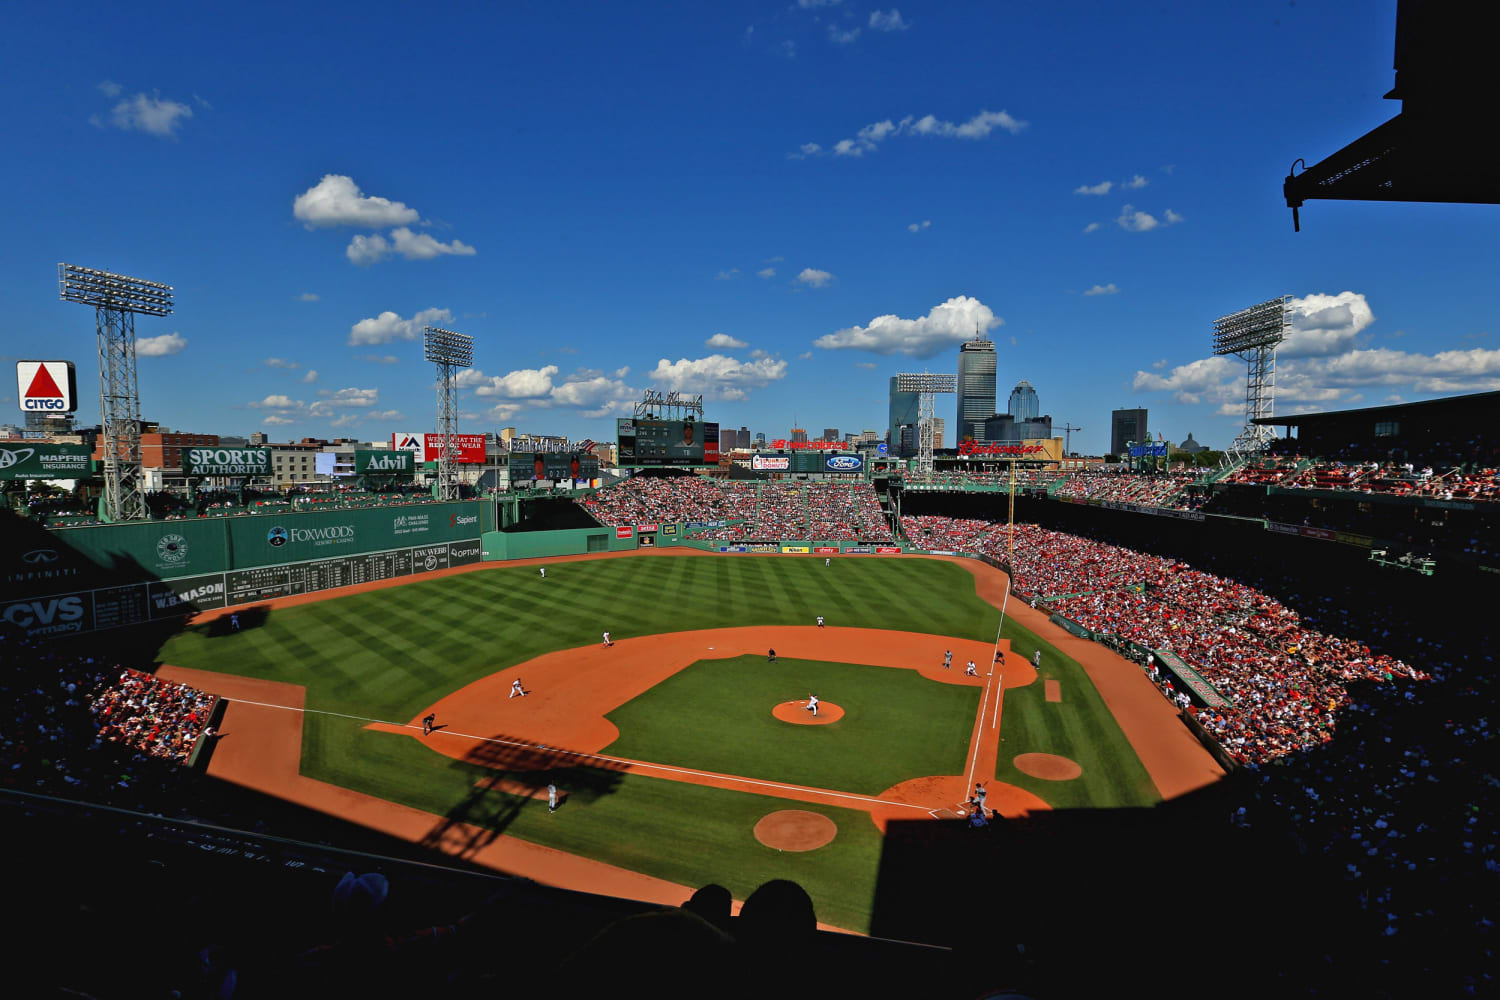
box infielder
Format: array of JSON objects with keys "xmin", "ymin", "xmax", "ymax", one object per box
[
  {"xmin": 805, "ymin": 694, "xmax": 819, "ymax": 717},
  {"xmin": 547, "ymin": 782, "xmax": 558, "ymax": 813},
  {"xmin": 1032, "ymin": 649, "xmax": 1041, "ymax": 669},
  {"xmin": 943, "ymin": 650, "xmax": 953, "ymax": 669},
  {"xmin": 509, "ymin": 679, "xmax": 527, "ymax": 699},
  {"xmin": 422, "ymin": 713, "xmax": 435, "ymax": 736},
  {"xmin": 965, "ymin": 660, "xmax": 977, "ymax": 676},
  {"xmin": 603, "ymin": 631, "xmax": 612, "ymax": 647},
  {"xmin": 816, "ymin": 616, "xmax": 824, "ymax": 628}
]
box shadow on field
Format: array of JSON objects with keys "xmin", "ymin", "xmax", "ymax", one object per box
[{"xmin": 417, "ymin": 734, "xmax": 628, "ymax": 858}]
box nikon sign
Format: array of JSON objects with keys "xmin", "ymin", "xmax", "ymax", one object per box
[
  {"xmin": 183, "ymin": 447, "xmax": 272, "ymax": 477},
  {"xmin": 355, "ymin": 449, "xmax": 413, "ymax": 475},
  {"xmin": 0, "ymin": 443, "xmax": 92, "ymax": 480}
]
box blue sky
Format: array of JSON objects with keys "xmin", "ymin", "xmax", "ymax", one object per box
[{"xmin": 3, "ymin": 1, "xmax": 1495, "ymax": 455}]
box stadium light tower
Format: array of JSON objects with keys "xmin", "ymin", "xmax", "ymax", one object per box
[
  {"xmin": 895, "ymin": 372, "xmax": 957, "ymax": 478},
  {"xmin": 58, "ymin": 263, "xmax": 174, "ymax": 522},
  {"xmin": 423, "ymin": 326, "xmax": 473, "ymax": 500},
  {"xmin": 1213, "ymin": 296, "xmax": 1291, "ymax": 453}
]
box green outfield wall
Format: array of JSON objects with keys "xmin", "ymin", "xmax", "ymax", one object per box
[{"xmin": 1, "ymin": 500, "xmax": 494, "ymax": 637}]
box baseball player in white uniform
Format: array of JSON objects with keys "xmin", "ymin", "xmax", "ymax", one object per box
[
  {"xmin": 603, "ymin": 631, "xmax": 612, "ymax": 647},
  {"xmin": 539, "ymin": 567, "xmax": 546, "ymax": 578},
  {"xmin": 509, "ymin": 679, "xmax": 527, "ymax": 699},
  {"xmin": 943, "ymin": 650, "xmax": 953, "ymax": 669},
  {"xmin": 816, "ymin": 616, "xmax": 824, "ymax": 628},
  {"xmin": 1032, "ymin": 649, "xmax": 1041, "ymax": 668},
  {"xmin": 805, "ymin": 694, "xmax": 819, "ymax": 716},
  {"xmin": 965, "ymin": 660, "xmax": 977, "ymax": 676},
  {"xmin": 824, "ymin": 557, "xmax": 830, "ymax": 567},
  {"xmin": 547, "ymin": 783, "xmax": 558, "ymax": 813}
]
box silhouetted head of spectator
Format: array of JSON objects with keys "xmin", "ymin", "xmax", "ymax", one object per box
[
  {"xmin": 683, "ymin": 882, "xmax": 733, "ymax": 931},
  {"xmin": 566, "ymin": 906, "xmax": 732, "ymax": 997},
  {"xmin": 738, "ymin": 879, "xmax": 816, "ymax": 943}
]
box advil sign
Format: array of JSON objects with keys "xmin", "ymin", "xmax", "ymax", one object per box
[{"xmin": 16, "ymin": 361, "xmax": 77, "ymax": 414}]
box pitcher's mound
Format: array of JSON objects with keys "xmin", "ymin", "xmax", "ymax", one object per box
[
  {"xmin": 754, "ymin": 810, "xmax": 837, "ymax": 851},
  {"xmin": 772, "ymin": 700, "xmax": 844, "ymax": 725},
  {"xmin": 1013, "ymin": 752, "xmax": 1083, "ymax": 780}
]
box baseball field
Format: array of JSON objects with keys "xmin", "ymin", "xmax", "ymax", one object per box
[{"xmin": 154, "ymin": 551, "xmax": 1209, "ymax": 934}]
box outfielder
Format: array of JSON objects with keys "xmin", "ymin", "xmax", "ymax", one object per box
[
  {"xmin": 539, "ymin": 567, "xmax": 546, "ymax": 579},
  {"xmin": 547, "ymin": 782, "xmax": 558, "ymax": 813}
]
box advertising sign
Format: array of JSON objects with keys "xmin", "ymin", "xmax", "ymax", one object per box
[
  {"xmin": 662, "ymin": 524, "xmax": 677, "ymax": 536},
  {"xmin": 16, "ymin": 361, "xmax": 77, "ymax": 414},
  {"xmin": 957, "ymin": 442, "xmax": 1046, "ymax": 456},
  {"xmin": 637, "ymin": 523, "xmax": 659, "ymax": 532},
  {"xmin": 0, "ymin": 442, "xmax": 92, "ymax": 480},
  {"xmin": 183, "ymin": 447, "xmax": 272, "ymax": 478},
  {"xmin": 718, "ymin": 545, "xmax": 748, "ymax": 553},
  {"xmin": 752, "ymin": 454, "xmax": 790, "ymax": 471},
  {"xmin": 824, "ymin": 455, "xmax": 863, "ymax": 472},
  {"xmin": 1128, "ymin": 443, "xmax": 1169, "ymax": 458},
  {"xmin": 780, "ymin": 546, "xmax": 810, "ymax": 553},
  {"xmin": 615, "ymin": 525, "xmax": 634, "ymax": 539},
  {"xmin": 356, "ymin": 449, "xmax": 414, "ymax": 475},
  {"xmin": 813, "ymin": 546, "xmax": 839, "ymax": 554},
  {"xmin": 392, "ymin": 433, "xmax": 486, "ymax": 465},
  {"xmin": 875, "ymin": 546, "xmax": 902, "ymax": 554}
]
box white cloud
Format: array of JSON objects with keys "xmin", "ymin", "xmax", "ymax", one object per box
[
  {"xmin": 789, "ymin": 143, "xmax": 822, "ymax": 160},
  {"xmin": 97, "ymin": 81, "xmax": 123, "ymax": 98},
  {"xmin": 293, "ymin": 175, "xmax": 420, "ymax": 229},
  {"xmin": 797, "ymin": 268, "xmax": 834, "ymax": 288},
  {"xmin": 264, "ymin": 357, "xmax": 300, "ymax": 369},
  {"xmin": 262, "ymin": 415, "xmax": 294, "ymax": 426},
  {"xmin": 854, "ymin": 361, "xmax": 878, "ymax": 369},
  {"xmin": 797, "ymin": 0, "xmax": 841, "ymax": 7},
  {"xmin": 249, "ymin": 394, "xmax": 304, "ymax": 410},
  {"xmin": 301, "ymin": 369, "xmax": 318, "ymax": 384},
  {"xmin": 96, "ymin": 92, "xmax": 193, "ymax": 137},
  {"xmin": 749, "ymin": 349, "xmax": 769, "ymax": 359},
  {"xmin": 803, "ymin": 108, "xmax": 1026, "ymax": 159},
  {"xmin": 715, "ymin": 268, "xmax": 741, "ymax": 280},
  {"xmin": 367, "ymin": 409, "xmax": 403, "ymax": 421},
  {"xmin": 329, "ymin": 414, "xmax": 359, "ymax": 428},
  {"xmin": 348, "ymin": 307, "xmax": 452, "ymax": 346},
  {"xmin": 549, "ymin": 375, "xmax": 637, "ymax": 417},
  {"xmin": 298, "ymin": 292, "xmax": 320, "ymax": 302},
  {"xmin": 1163, "ymin": 209, "xmax": 1184, "ymax": 224},
  {"xmin": 137, "ymin": 332, "xmax": 187, "ymax": 356},
  {"xmin": 1130, "ymin": 356, "xmax": 1237, "ymax": 404},
  {"xmin": 647, "ymin": 354, "xmax": 788, "ymax": 398},
  {"xmin": 706, "ymin": 333, "xmax": 748, "ymax": 349},
  {"xmin": 1075, "ymin": 181, "xmax": 1112, "ymax": 196},
  {"xmin": 361, "ymin": 354, "xmax": 400, "ymax": 364},
  {"xmin": 815, "ymin": 295, "xmax": 1001, "ymax": 358},
  {"xmin": 346, "ymin": 233, "xmax": 391, "ymax": 265},
  {"xmin": 1152, "ymin": 359, "xmax": 1168, "ymax": 370},
  {"xmin": 799, "ymin": 351, "xmax": 814, "ymax": 360},
  {"xmin": 1123, "ymin": 174, "xmax": 1148, "ymax": 190},
  {"xmin": 1282, "ymin": 292, "xmax": 1375, "ymax": 358},
  {"xmin": 1082, "ymin": 222, "xmax": 1101, "ymax": 233},
  {"xmin": 869, "ymin": 9, "xmax": 910, "ymax": 31},
  {"xmin": 390, "ymin": 226, "xmax": 476, "ymax": 260},
  {"xmin": 829, "ymin": 25, "xmax": 861, "ymax": 44},
  {"xmin": 1083, "ymin": 283, "xmax": 1120, "ymax": 296},
  {"xmin": 757, "ymin": 267, "xmax": 777, "ymax": 278},
  {"xmin": 310, "ymin": 387, "xmax": 378, "ymax": 414},
  {"xmin": 461, "ymin": 365, "xmax": 559, "ymax": 398},
  {"xmin": 1116, "ymin": 204, "xmax": 1159, "ymax": 232},
  {"xmin": 907, "ymin": 219, "xmax": 931, "ymax": 232}
]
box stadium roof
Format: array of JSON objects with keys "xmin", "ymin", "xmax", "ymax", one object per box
[{"xmin": 1253, "ymin": 390, "xmax": 1500, "ymax": 428}]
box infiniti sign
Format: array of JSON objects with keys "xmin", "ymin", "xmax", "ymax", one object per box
[{"xmin": 22, "ymin": 549, "xmax": 59, "ymax": 564}]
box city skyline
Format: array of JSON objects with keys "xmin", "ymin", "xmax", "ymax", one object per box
[{"xmin": 3, "ymin": 5, "xmax": 1494, "ymax": 457}]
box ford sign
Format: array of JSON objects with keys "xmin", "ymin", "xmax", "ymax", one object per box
[{"xmin": 825, "ymin": 455, "xmax": 862, "ymax": 472}]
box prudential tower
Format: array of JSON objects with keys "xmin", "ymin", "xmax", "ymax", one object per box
[{"xmin": 956, "ymin": 333, "xmax": 997, "ymax": 443}]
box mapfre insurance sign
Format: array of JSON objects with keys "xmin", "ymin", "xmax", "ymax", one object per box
[{"xmin": 16, "ymin": 361, "xmax": 78, "ymax": 414}]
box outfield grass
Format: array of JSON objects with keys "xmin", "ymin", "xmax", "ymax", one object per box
[
  {"xmin": 604, "ymin": 655, "xmax": 979, "ymax": 795},
  {"xmin": 154, "ymin": 554, "xmax": 1159, "ymax": 932}
]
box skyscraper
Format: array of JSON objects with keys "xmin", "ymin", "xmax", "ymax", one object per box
[
  {"xmin": 888, "ymin": 376, "xmax": 920, "ymax": 457},
  {"xmin": 1007, "ymin": 380, "xmax": 1040, "ymax": 422},
  {"xmin": 822, "ymin": 428, "xmax": 839, "ymax": 442},
  {"xmin": 956, "ymin": 336, "xmax": 997, "ymax": 442},
  {"xmin": 931, "ymin": 417, "xmax": 945, "ymax": 450},
  {"xmin": 1111, "ymin": 408, "xmax": 1149, "ymax": 456}
]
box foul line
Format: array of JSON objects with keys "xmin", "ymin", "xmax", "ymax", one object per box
[{"xmin": 222, "ymin": 697, "xmax": 932, "ymax": 813}]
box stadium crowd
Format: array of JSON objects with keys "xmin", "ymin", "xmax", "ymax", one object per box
[
  {"xmin": 0, "ymin": 631, "xmax": 217, "ymax": 808},
  {"xmin": 897, "ymin": 515, "xmax": 1426, "ymax": 764}
]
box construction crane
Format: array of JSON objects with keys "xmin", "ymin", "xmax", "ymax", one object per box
[{"xmin": 1060, "ymin": 423, "xmax": 1082, "ymax": 457}]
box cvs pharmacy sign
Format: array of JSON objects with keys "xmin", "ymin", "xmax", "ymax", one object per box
[{"xmin": 16, "ymin": 361, "xmax": 78, "ymax": 414}]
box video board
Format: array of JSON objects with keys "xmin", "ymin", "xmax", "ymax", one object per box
[
  {"xmin": 508, "ymin": 452, "xmax": 600, "ymax": 481},
  {"xmin": 616, "ymin": 419, "xmax": 719, "ymax": 467}
]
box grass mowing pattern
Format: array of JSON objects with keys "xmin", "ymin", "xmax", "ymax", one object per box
[
  {"xmin": 603, "ymin": 655, "xmax": 978, "ymax": 796},
  {"xmin": 305, "ymin": 713, "xmax": 885, "ymax": 932},
  {"xmin": 157, "ymin": 554, "xmax": 1159, "ymax": 932}
]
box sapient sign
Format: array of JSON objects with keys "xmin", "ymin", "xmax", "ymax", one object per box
[{"xmin": 183, "ymin": 447, "xmax": 272, "ymax": 477}]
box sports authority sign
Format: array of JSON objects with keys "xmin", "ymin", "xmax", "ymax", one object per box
[
  {"xmin": 182, "ymin": 447, "xmax": 272, "ymax": 477},
  {"xmin": 392, "ymin": 433, "xmax": 486, "ymax": 464},
  {"xmin": 16, "ymin": 361, "xmax": 78, "ymax": 414},
  {"xmin": 0, "ymin": 443, "xmax": 92, "ymax": 480}
]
